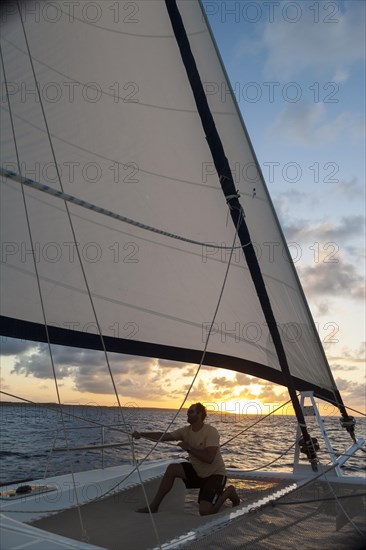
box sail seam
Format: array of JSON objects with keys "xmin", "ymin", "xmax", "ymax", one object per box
[{"xmin": 2, "ymin": 36, "xmax": 230, "ymax": 115}]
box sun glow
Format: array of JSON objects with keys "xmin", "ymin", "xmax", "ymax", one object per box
[{"xmin": 248, "ymin": 384, "xmax": 262, "ymax": 396}]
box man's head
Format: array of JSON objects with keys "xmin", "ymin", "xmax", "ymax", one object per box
[{"xmin": 187, "ymin": 402, "xmax": 207, "ymax": 424}]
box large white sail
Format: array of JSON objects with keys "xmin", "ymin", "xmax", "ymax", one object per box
[{"xmin": 0, "ymin": 0, "xmax": 338, "ymax": 401}]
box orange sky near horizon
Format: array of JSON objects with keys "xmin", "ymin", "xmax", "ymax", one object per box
[{"xmin": 1, "ymin": 353, "xmax": 364, "ymax": 418}]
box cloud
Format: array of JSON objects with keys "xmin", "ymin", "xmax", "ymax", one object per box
[
  {"xmin": 331, "ymin": 363, "xmax": 358, "ymax": 372},
  {"xmin": 0, "ymin": 338, "xmax": 38, "ymax": 356},
  {"xmin": 211, "ymin": 376, "xmax": 237, "ymax": 389},
  {"xmin": 335, "ymin": 177, "xmax": 365, "ymax": 200},
  {"xmin": 10, "ymin": 343, "xmax": 155, "ymax": 393},
  {"xmin": 11, "ymin": 345, "xmax": 114, "ymax": 380},
  {"xmin": 348, "ymin": 114, "xmax": 366, "ymax": 141},
  {"xmin": 270, "ymin": 102, "xmax": 350, "ymax": 147},
  {"xmin": 300, "ymin": 260, "xmax": 365, "ymax": 300},
  {"xmin": 184, "ymin": 379, "xmax": 212, "ymax": 402},
  {"xmin": 329, "ymin": 343, "xmax": 366, "ymax": 364},
  {"xmin": 316, "ymin": 302, "xmax": 330, "ymax": 316},
  {"xmin": 261, "ymin": 1, "xmax": 365, "ymax": 80},
  {"xmin": 0, "ymin": 376, "xmax": 10, "ymax": 391},
  {"xmin": 235, "ymin": 373, "xmax": 255, "ymax": 386},
  {"xmin": 283, "ymin": 215, "xmax": 364, "ymax": 244},
  {"xmin": 331, "ymin": 69, "xmax": 349, "ymax": 84},
  {"xmin": 8, "ymin": 342, "xmax": 205, "ymax": 404},
  {"xmin": 6, "ymin": 335, "xmax": 364, "ymax": 409},
  {"xmin": 334, "ymin": 377, "xmax": 365, "ymax": 406},
  {"xmin": 257, "ymin": 383, "xmax": 289, "ymax": 403}
]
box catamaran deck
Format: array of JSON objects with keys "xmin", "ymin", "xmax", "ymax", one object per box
[{"xmin": 28, "ymin": 474, "xmax": 365, "ymax": 550}]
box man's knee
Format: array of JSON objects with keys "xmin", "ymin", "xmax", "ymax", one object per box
[{"xmin": 165, "ymin": 463, "xmax": 184, "ymax": 479}]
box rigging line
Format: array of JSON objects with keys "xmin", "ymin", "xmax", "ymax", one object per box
[
  {"xmin": 0, "ymin": 404, "xmax": 167, "ymax": 534},
  {"xmin": 43, "ymin": 426, "xmax": 61, "ymax": 480},
  {"xmin": 130, "ymin": 440, "xmax": 162, "ymax": 550},
  {"xmin": 90, "ymin": 209, "xmax": 245, "ymax": 503},
  {"xmin": 0, "ymin": 174, "xmax": 180, "ymax": 543},
  {"xmin": 322, "ymin": 468, "xmax": 365, "ymax": 538},
  {"xmin": 14, "ymin": 1, "xmax": 144, "ymax": 503},
  {"xmin": 166, "ymin": 0, "xmax": 319, "ymax": 471},
  {"xmin": 136, "ymin": 212, "xmax": 245, "ymax": 441},
  {"xmin": 220, "ymin": 397, "xmax": 293, "ymax": 448},
  {"xmin": 1, "ymin": 168, "xmax": 247, "ymax": 251},
  {"xmin": 323, "ymin": 398, "xmax": 366, "ymax": 418},
  {"xmin": 271, "ymin": 460, "xmax": 346, "ymax": 504},
  {"xmin": 237, "ymin": 440, "xmax": 298, "ymax": 472},
  {"xmin": 317, "ymin": 449, "xmax": 366, "ymax": 459},
  {"xmin": 10, "ymin": 15, "xmax": 162, "ymax": 536},
  {"xmin": 5, "ymin": 7, "xmax": 88, "ymax": 542},
  {"xmin": 0, "ymin": 391, "xmax": 131, "ymax": 436}
]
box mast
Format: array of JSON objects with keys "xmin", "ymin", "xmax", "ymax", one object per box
[{"xmin": 165, "ymin": 0, "xmax": 319, "ymax": 468}]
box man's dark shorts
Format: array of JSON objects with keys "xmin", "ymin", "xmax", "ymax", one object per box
[{"xmin": 181, "ymin": 462, "xmax": 227, "ymax": 505}]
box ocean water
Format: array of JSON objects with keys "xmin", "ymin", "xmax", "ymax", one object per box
[{"xmin": 0, "ymin": 403, "xmax": 365, "ymax": 485}]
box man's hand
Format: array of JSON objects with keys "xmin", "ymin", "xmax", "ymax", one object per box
[
  {"xmin": 132, "ymin": 431, "xmax": 141, "ymax": 439},
  {"xmin": 177, "ymin": 443, "xmax": 218, "ymax": 463}
]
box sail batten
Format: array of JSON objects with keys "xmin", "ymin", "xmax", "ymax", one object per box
[{"xmin": 0, "ymin": 0, "xmax": 340, "ymax": 404}]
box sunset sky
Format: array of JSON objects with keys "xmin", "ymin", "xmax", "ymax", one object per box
[{"xmin": 1, "ymin": 1, "xmax": 365, "ymax": 416}]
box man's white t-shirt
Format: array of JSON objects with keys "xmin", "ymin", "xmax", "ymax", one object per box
[{"xmin": 170, "ymin": 424, "xmax": 226, "ymax": 478}]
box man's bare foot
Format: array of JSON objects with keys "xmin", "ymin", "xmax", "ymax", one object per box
[
  {"xmin": 225, "ymin": 485, "xmax": 240, "ymax": 507},
  {"xmin": 136, "ymin": 505, "xmax": 158, "ymax": 513}
]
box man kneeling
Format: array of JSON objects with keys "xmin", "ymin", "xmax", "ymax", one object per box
[{"xmin": 132, "ymin": 403, "xmax": 240, "ymax": 516}]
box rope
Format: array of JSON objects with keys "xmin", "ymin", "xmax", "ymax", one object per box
[
  {"xmin": 220, "ymin": 398, "xmax": 293, "ymax": 448},
  {"xmin": 4, "ymin": 4, "xmax": 141, "ymax": 539},
  {"xmin": 322, "ymin": 466, "xmax": 365, "ymax": 538},
  {"xmin": 1, "ymin": 14, "xmax": 88, "ymax": 541},
  {"xmin": 0, "ymin": 391, "xmax": 131, "ymax": 436},
  {"xmin": 0, "ymin": 204, "xmax": 245, "ymax": 518},
  {"xmin": 1, "ymin": 167, "xmax": 247, "ymax": 251},
  {"xmin": 111, "ymin": 211, "xmax": 245, "ymax": 532},
  {"xmin": 85, "ymin": 209, "xmax": 245, "ymax": 503},
  {"xmin": 43, "ymin": 427, "xmax": 61, "ymax": 480},
  {"xmin": 130, "ymin": 440, "xmax": 162, "ymax": 549},
  {"xmin": 238, "ymin": 440, "xmax": 298, "ymax": 473},
  {"xmin": 20, "ymin": 6, "xmax": 139, "ymax": 457},
  {"xmin": 10, "ymin": 15, "xmax": 134, "ymax": 444}
]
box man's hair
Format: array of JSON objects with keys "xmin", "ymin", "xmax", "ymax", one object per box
[{"xmin": 194, "ymin": 402, "xmax": 207, "ymax": 420}]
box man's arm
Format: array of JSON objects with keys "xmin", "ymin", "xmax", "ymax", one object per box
[
  {"xmin": 132, "ymin": 431, "xmax": 176, "ymax": 442},
  {"xmin": 178, "ymin": 441, "xmax": 218, "ymax": 464}
]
